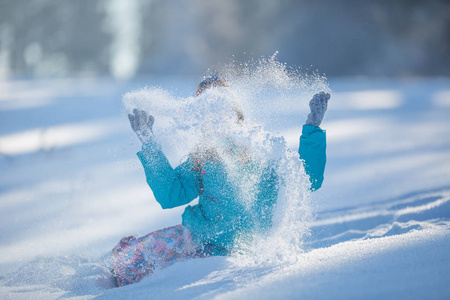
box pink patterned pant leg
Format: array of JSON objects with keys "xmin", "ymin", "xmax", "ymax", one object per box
[{"xmin": 111, "ymin": 224, "xmax": 209, "ymax": 286}]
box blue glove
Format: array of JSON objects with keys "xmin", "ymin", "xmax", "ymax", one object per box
[
  {"xmin": 305, "ymin": 92, "xmax": 330, "ymax": 127},
  {"xmin": 128, "ymin": 109, "xmax": 154, "ymax": 144}
]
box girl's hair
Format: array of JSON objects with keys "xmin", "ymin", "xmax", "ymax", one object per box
[
  {"xmin": 196, "ymin": 74, "xmax": 228, "ymax": 96},
  {"xmin": 189, "ymin": 74, "xmax": 247, "ymax": 170},
  {"xmin": 197, "ymin": 74, "xmax": 245, "ymax": 123},
  {"xmin": 189, "ymin": 144, "xmax": 219, "ymax": 171},
  {"xmin": 189, "ymin": 139, "xmax": 250, "ymax": 172},
  {"xmin": 232, "ymin": 106, "xmax": 245, "ymax": 123}
]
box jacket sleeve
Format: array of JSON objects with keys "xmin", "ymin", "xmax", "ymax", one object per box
[
  {"xmin": 298, "ymin": 124, "xmax": 326, "ymax": 191},
  {"xmin": 137, "ymin": 141, "xmax": 200, "ymax": 209}
]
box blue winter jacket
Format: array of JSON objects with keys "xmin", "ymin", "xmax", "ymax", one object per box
[{"xmin": 137, "ymin": 124, "xmax": 326, "ymax": 255}]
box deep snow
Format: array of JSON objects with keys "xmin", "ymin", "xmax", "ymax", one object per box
[{"xmin": 0, "ymin": 77, "xmax": 449, "ymax": 299}]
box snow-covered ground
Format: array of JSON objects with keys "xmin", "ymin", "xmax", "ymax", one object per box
[{"xmin": 0, "ymin": 77, "xmax": 449, "ymax": 299}]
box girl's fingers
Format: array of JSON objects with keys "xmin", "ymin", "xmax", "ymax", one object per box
[
  {"xmin": 130, "ymin": 109, "xmax": 153, "ymax": 129},
  {"xmin": 136, "ymin": 111, "xmax": 146, "ymax": 128},
  {"xmin": 128, "ymin": 114, "xmax": 136, "ymax": 130},
  {"xmin": 149, "ymin": 115, "xmax": 155, "ymax": 127},
  {"xmin": 141, "ymin": 110, "xmax": 149, "ymax": 124}
]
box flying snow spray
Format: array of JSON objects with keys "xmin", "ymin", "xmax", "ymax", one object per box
[{"xmin": 123, "ymin": 54, "xmax": 330, "ymax": 266}]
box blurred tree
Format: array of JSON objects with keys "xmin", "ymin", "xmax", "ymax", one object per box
[
  {"xmin": 0, "ymin": 0, "xmax": 449, "ymax": 78},
  {"xmin": 0, "ymin": 0, "xmax": 111, "ymax": 78}
]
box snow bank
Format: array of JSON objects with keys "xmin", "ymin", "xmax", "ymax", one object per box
[{"xmin": 0, "ymin": 76, "xmax": 449, "ymax": 299}]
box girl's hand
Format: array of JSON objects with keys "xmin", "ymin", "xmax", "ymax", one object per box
[
  {"xmin": 305, "ymin": 92, "xmax": 330, "ymax": 127},
  {"xmin": 128, "ymin": 109, "xmax": 155, "ymax": 144}
]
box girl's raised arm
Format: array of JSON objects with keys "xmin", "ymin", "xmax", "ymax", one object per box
[
  {"xmin": 129, "ymin": 109, "xmax": 200, "ymax": 208},
  {"xmin": 298, "ymin": 92, "xmax": 330, "ymax": 191},
  {"xmin": 137, "ymin": 142, "xmax": 200, "ymax": 209}
]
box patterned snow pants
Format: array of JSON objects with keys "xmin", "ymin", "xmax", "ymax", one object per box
[{"xmin": 111, "ymin": 224, "xmax": 210, "ymax": 286}]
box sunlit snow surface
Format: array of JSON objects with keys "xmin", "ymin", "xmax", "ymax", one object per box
[{"xmin": 0, "ymin": 76, "xmax": 449, "ymax": 299}]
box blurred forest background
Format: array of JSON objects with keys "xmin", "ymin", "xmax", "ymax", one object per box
[{"xmin": 1, "ymin": 0, "xmax": 449, "ymax": 79}]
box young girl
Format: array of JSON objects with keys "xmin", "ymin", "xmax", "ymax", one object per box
[{"xmin": 111, "ymin": 75, "xmax": 330, "ymax": 286}]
